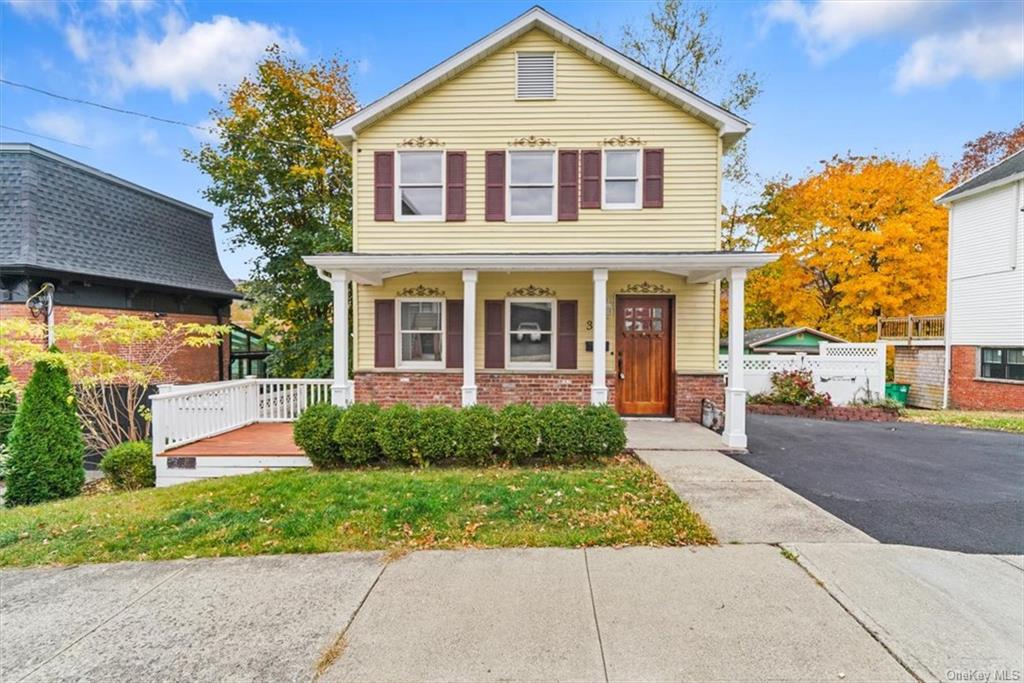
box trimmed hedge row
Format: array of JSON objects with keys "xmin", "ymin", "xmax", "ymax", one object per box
[{"xmin": 293, "ymin": 402, "xmax": 626, "ymax": 469}]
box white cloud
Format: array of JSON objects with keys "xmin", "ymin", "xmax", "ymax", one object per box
[
  {"xmin": 100, "ymin": 0, "xmax": 153, "ymax": 16},
  {"xmin": 109, "ymin": 12, "xmax": 303, "ymax": 101},
  {"xmin": 64, "ymin": 23, "xmax": 91, "ymax": 60},
  {"xmin": 25, "ymin": 110, "xmax": 88, "ymax": 145},
  {"xmin": 896, "ymin": 24, "xmax": 1024, "ymax": 89},
  {"xmin": 764, "ymin": 0, "xmax": 933, "ymax": 60},
  {"xmin": 4, "ymin": 0, "xmax": 60, "ymax": 22},
  {"xmin": 765, "ymin": 0, "xmax": 1023, "ymax": 89},
  {"xmin": 356, "ymin": 58, "xmax": 371, "ymax": 75}
]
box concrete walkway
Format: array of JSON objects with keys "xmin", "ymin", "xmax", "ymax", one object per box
[{"xmin": 626, "ymin": 420, "xmax": 873, "ymax": 544}]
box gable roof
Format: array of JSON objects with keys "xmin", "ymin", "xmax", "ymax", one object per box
[
  {"xmin": 937, "ymin": 147, "xmax": 1024, "ymax": 204},
  {"xmin": 331, "ymin": 6, "xmax": 751, "ymax": 149},
  {"xmin": 719, "ymin": 327, "xmax": 847, "ymax": 349},
  {"xmin": 0, "ymin": 143, "xmax": 238, "ymax": 299}
]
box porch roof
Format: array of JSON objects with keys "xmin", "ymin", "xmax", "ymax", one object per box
[{"xmin": 303, "ymin": 251, "xmax": 778, "ymax": 286}]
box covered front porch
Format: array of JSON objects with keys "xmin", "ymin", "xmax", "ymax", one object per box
[{"xmin": 304, "ymin": 250, "xmax": 776, "ymax": 449}]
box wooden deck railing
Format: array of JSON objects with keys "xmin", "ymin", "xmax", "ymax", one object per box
[
  {"xmin": 151, "ymin": 378, "xmax": 333, "ymax": 455},
  {"xmin": 876, "ymin": 315, "xmax": 945, "ymax": 341}
]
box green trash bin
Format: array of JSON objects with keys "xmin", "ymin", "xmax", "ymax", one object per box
[{"xmin": 885, "ymin": 383, "xmax": 910, "ymax": 406}]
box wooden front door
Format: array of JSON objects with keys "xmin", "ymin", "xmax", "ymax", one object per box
[{"xmin": 616, "ymin": 296, "xmax": 672, "ymax": 416}]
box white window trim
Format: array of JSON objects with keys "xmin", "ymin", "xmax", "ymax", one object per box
[
  {"xmin": 505, "ymin": 297, "xmax": 557, "ymax": 370},
  {"xmin": 506, "ymin": 150, "xmax": 557, "ymax": 222},
  {"xmin": 514, "ymin": 50, "xmax": 557, "ymax": 100},
  {"xmin": 395, "ymin": 150, "xmax": 446, "ymax": 222},
  {"xmin": 602, "ymin": 148, "xmax": 642, "ymax": 210},
  {"xmin": 396, "ymin": 297, "xmax": 446, "ymax": 369}
]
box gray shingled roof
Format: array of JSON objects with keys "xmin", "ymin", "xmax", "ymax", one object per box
[
  {"xmin": 938, "ymin": 148, "xmax": 1024, "ymax": 203},
  {"xmin": 0, "ymin": 144, "xmax": 237, "ymax": 298}
]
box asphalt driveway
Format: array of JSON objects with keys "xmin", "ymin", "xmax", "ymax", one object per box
[{"xmin": 732, "ymin": 414, "xmax": 1024, "ymax": 554}]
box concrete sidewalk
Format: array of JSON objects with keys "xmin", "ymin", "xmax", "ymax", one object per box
[{"xmin": 2, "ymin": 546, "xmax": 910, "ymax": 683}]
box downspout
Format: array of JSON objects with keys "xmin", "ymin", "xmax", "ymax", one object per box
[
  {"xmin": 942, "ymin": 204, "xmax": 954, "ymax": 409},
  {"xmin": 216, "ymin": 305, "xmax": 225, "ymax": 381}
]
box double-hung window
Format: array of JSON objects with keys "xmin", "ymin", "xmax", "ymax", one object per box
[
  {"xmin": 507, "ymin": 150, "xmax": 556, "ymax": 220},
  {"xmin": 602, "ymin": 149, "xmax": 641, "ymax": 209},
  {"xmin": 980, "ymin": 347, "xmax": 1024, "ymax": 381},
  {"xmin": 398, "ymin": 299, "xmax": 444, "ymax": 367},
  {"xmin": 396, "ymin": 151, "xmax": 444, "ymax": 220},
  {"xmin": 507, "ymin": 299, "xmax": 555, "ymax": 368}
]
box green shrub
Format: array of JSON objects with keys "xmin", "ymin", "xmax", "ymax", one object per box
[
  {"xmin": 293, "ymin": 403, "xmax": 344, "ymax": 468},
  {"xmin": 761, "ymin": 370, "xmax": 832, "ymax": 407},
  {"xmin": 100, "ymin": 441, "xmax": 155, "ymax": 490},
  {"xmin": 496, "ymin": 403, "xmax": 540, "ymax": 462},
  {"xmin": 416, "ymin": 405, "xmax": 459, "ymax": 463},
  {"xmin": 375, "ymin": 403, "xmax": 421, "ymax": 465},
  {"xmin": 456, "ymin": 404, "xmax": 497, "ymax": 464},
  {"xmin": 5, "ymin": 352, "xmax": 86, "ymax": 506},
  {"xmin": 580, "ymin": 405, "xmax": 627, "ymax": 457},
  {"xmin": 0, "ymin": 360, "xmax": 16, "ymax": 446},
  {"xmin": 334, "ymin": 403, "xmax": 381, "ymax": 466},
  {"xmin": 538, "ymin": 403, "xmax": 584, "ymax": 461}
]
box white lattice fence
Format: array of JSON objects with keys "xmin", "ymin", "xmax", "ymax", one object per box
[{"xmin": 719, "ymin": 342, "xmax": 887, "ymax": 405}]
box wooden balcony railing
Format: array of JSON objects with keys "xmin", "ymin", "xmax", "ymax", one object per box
[{"xmin": 877, "ymin": 315, "xmax": 945, "ymax": 341}]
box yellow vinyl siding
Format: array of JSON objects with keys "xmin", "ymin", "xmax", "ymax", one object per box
[
  {"xmin": 354, "ymin": 272, "xmax": 717, "ymax": 373},
  {"xmin": 352, "ymin": 29, "xmax": 720, "ymax": 253}
]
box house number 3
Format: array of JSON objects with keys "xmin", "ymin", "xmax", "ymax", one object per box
[{"xmin": 586, "ymin": 320, "xmax": 593, "ymax": 331}]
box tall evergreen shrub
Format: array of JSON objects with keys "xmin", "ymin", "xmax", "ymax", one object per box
[
  {"xmin": 5, "ymin": 352, "xmax": 85, "ymax": 506},
  {"xmin": 0, "ymin": 360, "xmax": 17, "ymax": 446}
]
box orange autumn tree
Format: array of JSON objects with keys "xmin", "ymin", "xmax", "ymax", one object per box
[{"xmin": 745, "ymin": 155, "xmax": 950, "ymax": 341}]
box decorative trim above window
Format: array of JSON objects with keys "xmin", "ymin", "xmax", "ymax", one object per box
[
  {"xmin": 622, "ymin": 281, "xmax": 671, "ymax": 294},
  {"xmin": 399, "ymin": 136, "xmax": 444, "ymax": 148},
  {"xmin": 509, "ymin": 135, "xmax": 553, "ymax": 147},
  {"xmin": 507, "ymin": 284, "xmax": 557, "ymax": 297},
  {"xmin": 516, "ymin": 51, "xmax": 556, "ymax": 100},
  {"xmin": 603, "ymin": 135, "xmax": 645, "ymax": 146},
  {"xmin": 397, "ymin": 285, "xmax": 446, "ymax": 297}
]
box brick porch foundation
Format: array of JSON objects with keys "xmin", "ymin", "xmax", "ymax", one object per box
[{"xmin": 674, "ymin": 373, "xmax": 726, "ymax": 423}]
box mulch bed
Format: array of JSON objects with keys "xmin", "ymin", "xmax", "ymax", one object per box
[{"xmin": 748, "ymin": 404, "xmax": 899, "ymax": 422}]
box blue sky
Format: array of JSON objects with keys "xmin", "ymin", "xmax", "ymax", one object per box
[{"xmin": 2, "ymin": 0, "xmax": 1022, "ymax": 279}]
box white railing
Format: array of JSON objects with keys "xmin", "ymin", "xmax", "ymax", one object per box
[
  {"xmin": 151, "ymin": 379, "xmax": 333, "ymax": 454},
  {"xmin": 719, "ymin": 342, "xmax": 887, "ymax": 406}
]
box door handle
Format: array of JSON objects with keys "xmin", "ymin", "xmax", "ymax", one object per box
[{"xmin": 617, "ymin": 353, "xmax": 624, "ymax": 380}]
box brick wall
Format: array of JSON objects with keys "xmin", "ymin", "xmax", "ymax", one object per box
[
  {"xmin": 949, "ymin": 345, "xmax": 1024, "ymax": 411},
  {"xmin": 893, "ymin": 346, "xmax": 945, "ymax": 409},
  {"xmin": 354, "ymin": 371, "xmax": 617, "ymax": 409},
  {"xmin": 0, "ymin": 303, "xmax": 227, "ymax": 385},
  {"xmin": 675, "ymin": 373, "xmax": 725, "ymax": 422}
]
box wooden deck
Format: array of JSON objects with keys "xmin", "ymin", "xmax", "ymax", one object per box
[{"xmin": 162, "ymin": 423, "xmax": 302, "ymax": 457}]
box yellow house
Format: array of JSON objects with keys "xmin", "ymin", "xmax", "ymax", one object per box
[{"xmin": 304, "ymin": 7, "xmax": 776, "ymax": 448}]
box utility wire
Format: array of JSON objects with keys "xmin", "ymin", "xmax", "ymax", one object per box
[
  {"xmin": 0, "ymin": 124, "xmax": 93, "ymax": 150},
  {"xmin": 0, "ymin": 77, "xmax": 320, "ymax": 150}
]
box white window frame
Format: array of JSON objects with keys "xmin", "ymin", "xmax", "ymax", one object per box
[
  {"xmin": 395, "ymin": 150, "xmax": 446, "ymax": 222},
  {"xmin": 396, "ymin": 297, "xmax": 446, "ymax": 369},
  {"xmin": 514, "ymin": 50, "xmax": 557, "ymax": 100},
  {"xmin": 602, "ymin": 148, "xmax": 642, "ymax": 210},
  {"xmin": 506, "ymin": 150, "xmax": 557, "ymax": 222},
  {"xmin": 505, "ymin": 297, "xmax": 557, "ymax": 370}
]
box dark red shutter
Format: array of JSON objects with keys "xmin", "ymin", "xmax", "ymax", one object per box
[
  {"xmin": 446, "ymin": 300, "xmax": 464, "ymax": 368},
  {"xmin": 558, "ymin": 150, "xmax": 579, "ymax": 221},
  {"xmin": 374, "ymin": 151, "xmax": 394, "ymax": 221},
  {"xmin": 643, "ymin": 148, "xmax": 664, "ymax": 208},
  {"xmin": 580, "ymin": 150, "xmax": 601, "ymax": 208},
  {"xmin": 484, "ymin": 151, "xmax": 505, "ymax": 221},
  {"xmin": 556, "ymin": 300, "xmax": 577, "ymax": 369},
  {"xmin": 446, "ymin": 152, "xmax": 466, "ymax": 221},
  {"xmin": 374, "ymin": 299, "xmax": 395, "ymax": 368},
  {"xmin": 484, "ymin": 300, "xmax": 504, "ymax": 368}
]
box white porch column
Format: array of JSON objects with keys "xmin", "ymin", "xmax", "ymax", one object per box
[
  {"xmin": 462, "ymin": 269, "xmax": 478, "ymax": 406},
  {"xmin": 331, "ymin": 272, "xmax": 352, "ymax": 406},
  {"xmin": 723, "ymin": 267, "xmax": 747, "ymax": 448},
  {"xmin": 591, "ymin": 268, "xmax": 609, "ymax": 405}
]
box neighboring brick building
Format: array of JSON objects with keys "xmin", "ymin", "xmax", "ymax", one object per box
[{"xmin": 0, "ymin": 143, "xmax": 238, "ymax": 384}]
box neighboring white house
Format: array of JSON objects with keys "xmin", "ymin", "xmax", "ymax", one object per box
[{"xmin": 935, "ymin": 148, "xmax": 1024, "ymax": 411}]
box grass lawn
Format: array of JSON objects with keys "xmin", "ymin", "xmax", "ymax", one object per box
[
  {"xmin": 0, "ymin": 456, "xmax": 714, "ymax": 567},
  {"xmin": 902, "ymin": 409, "xmax": 1024, "ymax": 434}
]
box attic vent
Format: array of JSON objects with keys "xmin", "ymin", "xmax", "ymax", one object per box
[{"xmin": 516, "ymin": 52, "xmax": 555, "ymax": 99}]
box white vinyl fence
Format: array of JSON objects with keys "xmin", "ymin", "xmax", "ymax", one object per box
[
  {"xmin": 150, "ymin": 378, "xmax": 333, "ymax": 454},
  {"xmin": 719, "ymin": 342, "xmax": 887, "ymax": 405}
]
